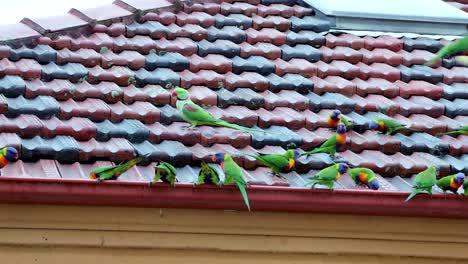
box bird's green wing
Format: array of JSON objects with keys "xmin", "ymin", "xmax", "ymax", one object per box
[
  {"xmin": 181, "ymin": 101, "xmax": 219, "ymax": 124},
  {"xmin": 224, "ymin": 159, "xmax": 247, "ymax": 186},
  {"xmin": 425, "ymin": 36, "xmax": 468, "ymax": 66},
  {"xmin": 255, "ymin": 154, "xmax": 290, "ymax": 169},
  {"xmin": 436, "ymin": 175, "xmax": 452, "ymax": 190},
  {"xmin": 378, "ymin": 118, "xmax": 404, "ymax": 129},
  {"xmin": 341, "ymin": 116, "xmax": 353, "ymax": 128},
  {"xmin": 315, "ymin": 164, "xmax": 339, "ymax": 181},
  {"xmin": 415, "ymin": 166, "xmax": 437, "ymax": 187}
]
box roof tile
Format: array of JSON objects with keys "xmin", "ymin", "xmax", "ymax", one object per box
[{"xmin": 96, "ymin": 119, "xmax": 150, "ymax": 143}]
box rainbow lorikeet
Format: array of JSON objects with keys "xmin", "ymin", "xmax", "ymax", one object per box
[
  {"xmin": 172, "ymin": 87, "xmax": 259, "ymax": 133},
  {"xmin": 90, "ymin": 155, "xmax": 145, "ymax": 181},
  {"xmin": 152, "ymin": 161, "xmax": 177, "ymax": 186},
  {"xmin": 301, "ymin": 123, "xmax": 347, "ymax": 157},
  {"xmin": 436, "ymin": 125, "xmax": 468, "ymax": 137},
  {"xmin": 328, "ymin": 110, "xmax": 353, "ymax": 129},
  {"xmin": 0, "ymin": 147, "xmax": 18, "ymax": 175},
  {"xmin": 195, "ymin": 162, "xmax": 223, "ymax": 186},
  {"xmin": 405, "ymin": 166, "xmax": 438, "ymax": 202},
  {"xmin": 305, "ymin": 163, "xmax": 349, "ymax": 189},
  {"xmin": 244, "ymin": 148, "xmax": 300, "ymax": 176},
  {"xmin": 213, "ymin": 153, "xmax": 251, "ymax": 211},
  {"xmin": 425, "ymin": 35, "xmax": 468, "ymax": 66},
  {"xmin": 436, "ymin": 172, "xmax": 465, "ymax": 197},
  {"xmin": 368, "ymin": 118, "xmax": 419, "ymax": 135},
  {"xmin": 347, "ymin": 167, "xmax": 380, "ymax": 190}
]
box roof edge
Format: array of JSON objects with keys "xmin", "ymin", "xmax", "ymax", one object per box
[
  {"xmin": 0, "ymin": 0, "xmax": 217, "ymax": 45},
  {"xmin": 0, "ymin": 177, "xmax": 467, "ymax": 219}
]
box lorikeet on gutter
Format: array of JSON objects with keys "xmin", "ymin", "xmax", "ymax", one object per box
[
  {"xmin": 436, "ymin": 125, "xmax": 468, "ymax": 137},
  {"xmin": 213, "ymin": 153, "xmax": 251, "ymax": 211},
  {"xmin": 90, "ymin": 155, "xmax": 146, "ymax": 181},
  {"xmin": 424, "ymin": 35, "xmax": 468, "ymax": 66},
  {"xmin": 195, "ymin": 162, "xmax": 223, "ymax": 186},
  {"xmin": 305, "ymin": 163, "xmax": 349, "ymax": 190},
  {"xmin": 152, "ymin": 161, "xmax": 178, "ymax": 186},
  {"xmin": 328, "ymin": 109, "xmax": 353, "ymax": 129},
  {"xmin": 368, "ymin": 118, "xmax": 420, "ymax": 135},
  {"xmin": 405, "ymin": 166, "xmax": 438, "ymax": 202},
  {"xmin": 172, "ymin": 87, "xmax": 261, "ymax": 133},
  {"xmin": 244, "ymin": 148, "xmax": 300, "ymax": 176},
  {"xmin": 347, "ymin": 167, "xmax": 380, "ymax": 190},
  {"xmin": 0, "ymin": 147, "xmax": 18, "ymax": 176},
  {"xmin": 436, "ymin": 173, "xmax": 465, "ymax": 197},
  {"xmin": 301, "ymin": 123, "xmax": 346, "ymax": 157}
]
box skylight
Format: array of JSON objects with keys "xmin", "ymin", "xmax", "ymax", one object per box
[{"xmin": 304, "ymin": 0, "xmax": 468, "ymax": 35}]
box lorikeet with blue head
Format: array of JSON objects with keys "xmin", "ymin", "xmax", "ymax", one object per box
[
  {"xmin": 436, "ymin": 172, "xmax": 464, "ymax": 197},
  {"xmin": 213, "ymin": 153, "xmax": 251, "ymax": 211},
  {"xmin": 369, "ymin": 118, "xmax": 419, "ymax": 135},
  {"xmin": 152, "ymin": 161, "xmax": 177, "ymax": 186},
  {"xmin": 347, "ymin": 167, "xmax": 380, "ymax": 190},
  {"xmin": 405, "ymin": 166, "xmax": 438, "ymax": 202},
  {"xmin": 436, "ymin": 125, "xmax": 468, "ymax": 137},
  {"xmin": 172, "ymin": 87, "xmax": 260, "ymax": 133},
  {"xmin": 305, "ymin": 163, "xmax": 349, "ymax": 190},
  {"xmin": 90, "ymin": 155, "xmax": 146, "ymax": 181},
  {"xmin": 424, "ymin": 35, "xmax": 468, "ymax": 66},
  {"xmin": 328, "ymin": 110, "xmax": 353, "ymax": 129},
  {"xmin": 0, "ymin": 147, "xmax": 18, "ymax": 175},
  {"xmin": 195, "ymin": 162, "xmax": 223, "ymax": 186},
  {"xmin": 301, "ymin": 123, "xmax": 346, "ymax": 157},
  {"xmin": 244, "ymin": 148, "xmax": 300, "ymax": 177}
]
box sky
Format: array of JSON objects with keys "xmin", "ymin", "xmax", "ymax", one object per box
[{"xmin": 0, "ymin": 0, "xmax": 113, "ymax": 25}]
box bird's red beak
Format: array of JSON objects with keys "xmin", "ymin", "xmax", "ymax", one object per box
[
  {"xmin": 211, "ymin": 156, "xmax": 217, "ymax": 162},
  {"xmin": 172, "ymin": 90, "xmax": 177, "ymax": 97},
  {"xmin": 14, "ymin": 154, "xmax": 18, "ymax": 160}
]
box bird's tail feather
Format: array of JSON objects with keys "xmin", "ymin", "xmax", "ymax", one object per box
[
  {"xmin": 405, "ymin": 189, "xmax": 420, "ymax": 202},
  {"xmin": 436, "ymin": 131, "xmax": 458, "ymax": 137},
  {"xmin": 236, "ymin": 182, "xmax": 251, "ymax": 211},
  {"xmin": 212, "ymin": 120, "xmax": 263, "ymax": 134}
]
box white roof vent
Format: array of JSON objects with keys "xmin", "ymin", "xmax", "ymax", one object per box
[{"xmin": 304, "ymin": 0, "xmax": 468, "ymax": 35}]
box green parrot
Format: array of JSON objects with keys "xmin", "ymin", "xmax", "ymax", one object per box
[
  {"xmin": 436, "ymin": 125, "xmax": 468, "ymax": 137},
  {"xmin": 90, "ymin": 156, "xmax": 145, "ymax": 181},
  {"xmin": 405, "ymin": 166, "xmax": 438, "ymax": 202},
  {"xmin": 436, "ymin": 172, "xmax": 465, "ymax": 197},
  {"xmin": 328, "ymin": 109, "xmax": 353, "ymax": 129},
  {"xmin": 300, "ymin": 123, "xmax": 346, "ymax": 157},
  {"xmin": 195, "ymin": 162, "xmax": 223, "ymax": 186},
  {"xmin": 152, "ymin": 161, "xmax": 177, "ymax": 186},
  {"xmin": 347, "ymin": 167, "xmax": 380, "ymax": 190},
  {"xmin": 424, "ymin": 35, "xmax": 468, "ymax": 66},
  {"xmin": 244, "ymin": 148, "xmax": 300, "ymax": 176},
  {"xmin": 172, "ymin": 87, "xmax": 260, "ymax": 133},
  {"xmin": 369, "ymin": 118, "xmax": 420, "ymax": 135},
  {"xmin": 305, "ymin": 163, "xmax": 349, "ymax": 189},
  {"xmin": 213, "ymin": 153, "xmax": 251, "ymax": 211}
]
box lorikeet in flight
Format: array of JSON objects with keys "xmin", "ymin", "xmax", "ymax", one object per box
[
  {"xmin": 424, "ymin": 35, "xmax": 468, "ymax": 66},
  {"xmin": 195, "ymin": 162, "xmax": 223, "ymax": 186},
  {"xmin": 244, "ymin": 148, "xmax": 300, "ymax": 176},
  {"xmin": 328, "ymin": 110, "xmax": 353, "ymax": 129},
  {"xmin": 305, "ymin": 163, "xmax": 349, "ymax": 190},
  {"xmin": 90, "ymin": 155, "xmax": 145, "ymax": 181},
  {"xmin": 368, "ymin": 118, "xmax": 419, "ymax": 135},
  {"xmin": 172, "ymin": 87, "xmax": 259, "ymax": 133},
  {"xmin": 301, "ymin": 123, "xmax": 347, "ymax": 157},
  {"xmin": 405, "ymin": 166, "xmax": 438, "ymax": 202},
  {"xmin": 347, "ymin": 167, "xmax": 380, "ymax": 190},
  {"xmin": 436, "ymin": 125, "xmax": 468, "ymax": 137},
  {"xmin": 213, "ymin": 153, "xmax": 251, "ymax": 211},
  {"xmin": 436, "ymin": 172, "xmax": 464, "ymax": 197},
  {"xmin": 0, "ymin": 147, "xmax": 18, "ymax": 175},
  {"xmin": 152, "ymin": 161, "xmax": 177, "ymax": 186}
]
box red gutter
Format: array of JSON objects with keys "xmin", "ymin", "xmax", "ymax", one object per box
[{"xmin": 0, "ymin": 177, "xmax": 467, "ymax": 219}]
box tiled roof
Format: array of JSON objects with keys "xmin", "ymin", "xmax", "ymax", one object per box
[{"xmin": 0, "ymin": 0, "xmax": 467, "ymax": 213}]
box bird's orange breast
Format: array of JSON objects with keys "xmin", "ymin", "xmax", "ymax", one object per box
[
  {"xmin": 0, "ymin": 155, "xmax": 9, "ymax": 169},
  {"xmin": 358, "ymin": 172, "xmax": 368, "ymax": 183},
  {"xmin": 336, "ymin": 134, "xmax": 346, "ymax": 145}
]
